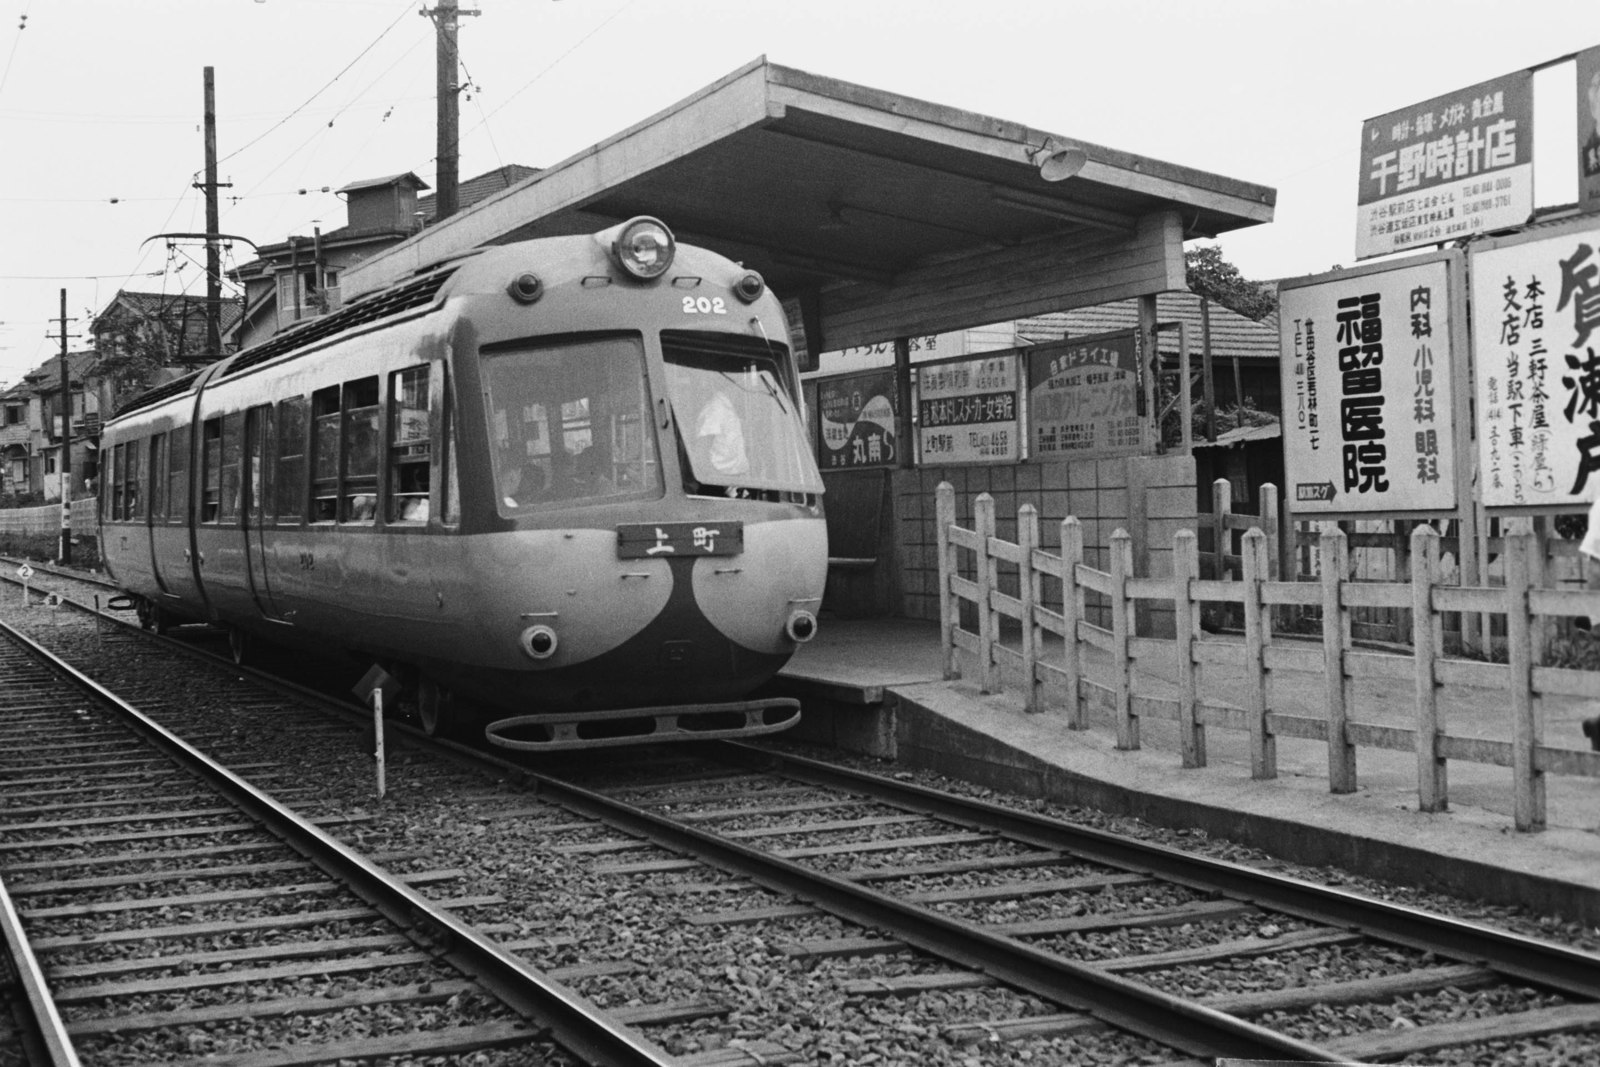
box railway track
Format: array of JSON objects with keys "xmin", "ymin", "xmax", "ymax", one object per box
[
  {"xmin": 5, "ymin": 557, "xmax": 1600, "ymax": 1063},
  {"xmin": 0, "ymin": 614, "xmax": 680, "ymax": 1066},
  {"xmin": 544, "ymin": 746, "xmax": 1600, "ymax": 1064}
]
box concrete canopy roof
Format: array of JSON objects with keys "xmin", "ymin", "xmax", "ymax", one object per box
[{"xmin": 341, "ymin": 58, "xmax": 1275, "ymax": 352}]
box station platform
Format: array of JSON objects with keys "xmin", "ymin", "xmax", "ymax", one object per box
[{"xmin": 772, "ymin": 618, "xmax": 1600, "ymax": 926}]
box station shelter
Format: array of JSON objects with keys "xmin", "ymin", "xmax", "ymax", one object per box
[{"xmin": 337, "ymin": 58, "xmax": 1276, "ymax": 632}]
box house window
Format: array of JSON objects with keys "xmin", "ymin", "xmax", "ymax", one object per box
[{"xmin": 3, "ymin": 404, "xmax": 21, "ymax": 426}]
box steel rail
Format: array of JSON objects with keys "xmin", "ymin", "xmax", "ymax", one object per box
[
  {"xmin": 720, "ymin": 742, "xmax": 1600, "ymax": 1002},
  {"xmin": 0, "ymin": 616, "xmax": 679, "ymax": 1067},
  {"xmin": 529, "ymin": 766, "xmax": 1343, "ymax": 1062},
  {"xmin": 0, "ymin": 872, "xmax": 81, "ymax": 1067}
]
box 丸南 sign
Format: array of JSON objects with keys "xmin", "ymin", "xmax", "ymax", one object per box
[
  {"xmin": 816, "ymin": 369, "xmax": 897, "ymax": 470},
  {"xmin": 1279, "ymin": 258, "xmax": 1458, "ymax": 514},
  {"xmin": 1471, "ymin": 222, "xmax": 1600, "ymax": 509},
  {"xmin": 1357, "ymin": 71, "xmax": 1533, "ymax": 260},
  {"xmin": 916, "ymin": 353, "xmax": 1020, "ymax": 464},
  {"xmin": 1026, "ymin": 331, "xmax": 1142, "ymax": 458}
]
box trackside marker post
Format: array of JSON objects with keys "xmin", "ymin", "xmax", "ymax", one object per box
[
  {"xmin": 17, "ymin": 563, "xmax": 33, "ymax": 605},
  {"xmin": 373, "ymin": 689, "xmax": 386, "ymax": 799}
]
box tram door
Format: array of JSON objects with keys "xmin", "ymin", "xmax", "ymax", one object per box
[{"xmin": 242, "ymin": 406, "xmax": 287, "ymax": 621}]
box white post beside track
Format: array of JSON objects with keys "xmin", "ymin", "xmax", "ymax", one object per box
[{"xmin": 373, "ymin": 688, "xmax": 387, "ymax": 798}]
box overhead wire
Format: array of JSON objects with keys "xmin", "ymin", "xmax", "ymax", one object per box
[
  {"xmin": 215, "ymin": 0, "xmax": 416, "ymax": 169},
  {"xmin": 0, "ymin": 1, "xmax": 31, "ymax": 108}
]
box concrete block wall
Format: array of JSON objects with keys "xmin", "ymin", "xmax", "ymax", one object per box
[{"xmin": 892, "ymin": 453, "xmax": 1198, "ymax": 637}]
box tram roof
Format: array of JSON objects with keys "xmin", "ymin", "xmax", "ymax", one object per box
[{"xmin": 339, "ymin": 58, "xmax": 1275, "ymax": 352}]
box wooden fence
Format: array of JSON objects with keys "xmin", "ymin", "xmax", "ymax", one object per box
[
  {"xmin": 0, "ymin": 499, "xmax": 96, "ymax": 535},
  {"xmin": 935, "ymin": 482, "xmax": 1600, "ymax": 833}
]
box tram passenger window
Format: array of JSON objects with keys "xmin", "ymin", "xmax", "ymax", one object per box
[
  {"xmin": 479, "ymin": 335, "xmax": 660, "ymax": 516},
  {"xmin": 149, "ymin": 434, "xmax": 168, "ymax": 523},
  {"xmin": 168, "ymin": 425, "xmax": 189, "ymax": 524},
  {"xmin": 342, "ymin": 377, "xmax": 379, "ymax": 523},
  {"xmin": 201, "ymin": 420, "xmax": 222, "ymax": 523},
  {"xmin": 388, "ymin": 366, "xmax": 430, "ymax": 523},
  {"xmin": 311, "ymin": 387, "xmax": 340, "ymax": 522},
  {"xmin": 110, "ymin": 444, "xmax": 125, "ymax": 521},
  {"xmin": 275, "ymin": 396, "xmax": 306, "ymax": 523},
  {"xmin": 245, "ymin": 406, "xmax": 273, "ymax": 524},
  {"xmin": 219, "ymin": 414, "xmax": 242, "ymax": 524},
  {"xmin": 126, "ymin": 438, "xmax": 144, "ymax": 521}
]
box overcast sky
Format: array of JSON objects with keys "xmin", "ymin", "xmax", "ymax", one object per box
[{"xmin": 2, "ymin": 0, "xmax": 1597, "ymax": 387}]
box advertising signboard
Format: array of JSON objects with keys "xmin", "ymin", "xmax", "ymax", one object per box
[
  {"xmin": 1356, "ymin": 70, "xmax": 1533, "ymax": 260},
  {"xmin": 1280, "ymin": 255, "xmax": 1461, "ymax": 514},
  {"xmin": 1580, "ymin": 45, "xmax": 1600, "ymax": 216},
  {"xmin": 916, "ymin": 353, "xmax": 1021, "ymax": 464},
  {"xmin": 817, "ymin": 369, "xmax": 898, "ymax": 470},
  {"xmin": 1470, "ymin": 219, "xmax": 1600, "ymax": 510},
  {"xmin": 1026, "ymin": 331, "xmax": 1142, "ymax": 459}
]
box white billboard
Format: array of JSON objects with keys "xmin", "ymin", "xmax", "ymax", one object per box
[
  {"xmin": 1357, "ymin": 71, "xmax": 1533, "ymax": 260},
  {"xmin": 1280, "ymin": 257, "xmax": 1459, "ymax": 514},
  {"xmin": 1471, "ymin": 220, "xmax": 1600, "ymax": 509}
]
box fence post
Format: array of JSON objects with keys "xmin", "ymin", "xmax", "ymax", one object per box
[
  {"xmin": 936, "ymin": 482, "xmax": 960, "ymax": 681},
  {"xmin": 1243, "ymin": 527, "xmax": 1276, "ymax": 780},
  {"xmin": 1412, "ymin": 524, "xmax": 1447, "ymax": 813},
  {"xmin": 1320, "ymin": 524, "xmax": 1356, "ymax": 793},
  {"xmin": 1111, "ymin": 528, "xmax": 1137, "ymax": 750},
  {"xmin": 1019, "ymin": 503, "xmax": 1041, "ymax": 713},
  {"xmin": 1174, "ymin": 528, "xmax": 1205, "ymax": 768},
  {"xmin": 1260, "ymin": 483, "xmax": 1280, "ymax": 580},
  {"xmin": 1506, "ymin": 532, "xmax": 1545, "ymax": 832},
  {"xmin": 1060, "ymin": 516, "xmax": 1085, "ymax": 729},
  {"xmin": 975, "ymin": 493, "xmax": 1000, "ymax": 696},
  {"xmin": 1212, "ymin": 478, "xmax": 1232, "ymax": 579}
]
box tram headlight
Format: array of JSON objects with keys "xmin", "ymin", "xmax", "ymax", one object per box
[
  {"xmin": 733, "ymin": 270, "xmax": 765, "ymax": 304},
  {"xmin": 507, "ymin": 272, "xmax": 543, "ymax": 304},
  {"xmin": 784, "ymin": 609, "xmax": 818, "ymax": 644},
  {"xmin": 519, "ymin": 624, "xmax": 559, "ymax": 660},
  {"xmin": 613, "ymin": 217, "xmax": 675, "ymax": 280}
]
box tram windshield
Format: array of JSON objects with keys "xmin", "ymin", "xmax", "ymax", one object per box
[
  {"xmin": 662, "ymin": 331, "xmax": 822, "ymax": 498},
  {"xmin": 480, "ymin": 335, "xmax": 661, "ymax": 515}
]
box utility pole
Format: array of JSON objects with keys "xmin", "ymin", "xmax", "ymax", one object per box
[
  {"xmin": 423, "ymin": 0, "xmax": 479, "ymax": 222},
  {"xmin": 49, "ymin": 289, "xmax": 77, "ymax": 564},
  {"xmin": 201, "ymin": 66, "xmax": 223, "ymax": 358}
]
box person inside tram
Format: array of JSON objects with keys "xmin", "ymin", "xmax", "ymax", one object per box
[
  {"xmin": 502, "ymin": 461, "xmax": 547, "ymax": 507},
  {"xmin": 694, "ymin": 389, "xmax": 749, "ymax": 478}
]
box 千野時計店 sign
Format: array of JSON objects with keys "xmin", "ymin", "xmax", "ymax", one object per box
[
  {"xmin": 1279, "ymin": 256, "xmax": 1459, "ymax": 514},
  {"xmin": 1470, "ymin": 220, "xmax": 1600, "ymax": 510},
  {"xmin": 1357, "ymin": 70, "xmax": 1532, "ymax": 261},
  {"xmin": 817, "ymin": 369, "xmax": 897, "ymax": 470},
  {"xmin": 1026, "ymin": 331, "xmax": 1143, "ymax": 459},
  {"xmin": 916, "ymin": 353, "xmax": 1020, "ymax": 464}
]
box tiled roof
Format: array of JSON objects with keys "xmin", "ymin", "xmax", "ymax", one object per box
[
  {"xmin": 417, "ymin": 164, "xmax": 540, "ymax": 223},
  {"xmin": 338, "ymin": 171, "xmax": 428, "ymax": 194},
  {"xmin": 1016, "ymin": 290, "xmax": 1280, "ymax": 361}
]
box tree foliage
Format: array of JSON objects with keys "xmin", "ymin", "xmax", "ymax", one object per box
[{"xmin": 1185, "ymin": 245, "xmax": 1277, "ymax": 322}]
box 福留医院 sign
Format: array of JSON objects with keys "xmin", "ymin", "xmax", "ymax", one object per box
[
  {"xmin": 1357, "ymin": 71, "xmax": 1532, "ymax": 261},
  {"xmin": 916, "ymin": 353, "xmax": 1020, "ymax": 464},
  {"xmin": 1471, "ymin": 222, "xmax": 1600, "ymax": 509},
  {"xmin": 1026, "ymin": 331, "xmax": 1143, "ymax": 459},
  {"xmin": 1279, "ymin": 259, "xmax": 1457, "ymax": 514}
]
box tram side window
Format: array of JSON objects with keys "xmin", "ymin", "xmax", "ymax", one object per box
[
  {"xmin": 276, "ymin": 396, "xmax": 307, "ymax": 523},
  {"xmin": 126, "ymin": 436, "xmax": 144, "ymax": 521},
  {"xmin": 168, "ymin": 425, "xmax": 189, "ymax": 524},
  {"xmin": 201, "ymin": 419, "xmax": 222, "ymax": 523},
  {"xmin": 109, "ymin": 444, "xmax": 125, "ymax": 521},
  {"xmin": 388, "ymin": 365, "xmax": 430, "ymax": 523},
  {"xmin": 311, "ymin": 387, "xmax": 340, "ymax": 522},
  {"xmin": 343, "ymin": 377, "xmax": 379, "ymax": 523},
  {"xmin": 219, "ymin": 413, "xmax": 243, "ymax": 524},
  {"xmin": 149, "ymin": 434, "xmax": 168, "ymax": 523}
]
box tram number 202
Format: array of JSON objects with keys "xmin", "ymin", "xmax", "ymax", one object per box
[{"xmin": 682, "ymin": 296, "xmax": 727, "ymax": 315}]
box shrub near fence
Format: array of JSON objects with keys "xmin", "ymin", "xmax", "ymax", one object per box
[{"xmin": 934, "ymin": 482, "xmax": 1600, "ymax": 833}]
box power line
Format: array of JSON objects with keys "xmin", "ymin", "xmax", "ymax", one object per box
[{"xmin": 216, "ymin": 0, "xmax": 417, "ymax": 168}]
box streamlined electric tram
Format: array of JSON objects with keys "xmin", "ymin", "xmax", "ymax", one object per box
[{"xmin": 98, "ymin": 217, "xmax": 827, "ymax": 748}]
